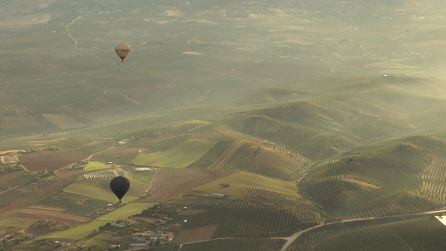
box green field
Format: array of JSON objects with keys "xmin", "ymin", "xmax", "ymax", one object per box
[
  {"xmin": 44, "ymin": 203, "xmax": 154, "ymax": 239},
  {"xmin": 64, "ymin": 183, "xmax": 138, "ymax": 203},
  {"xmin": 132, "ymin": 138, "xmax": 217, "ymax": 168},
  {"xmin": 124, "ymin": 170, "xmax": 155, "ymax": 196},
  {"xmin": 84, "ymin": 162, "xmax": 107, "ymax": 172},
  {"xmin": 0, "ymin": 216, "xmax": 36, "ymax": 228}
]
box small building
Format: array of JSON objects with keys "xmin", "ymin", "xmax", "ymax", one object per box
[
  {"xmin": 435, "ymin": 215, "xmax": 446, "ymax": 226},
  {"xmin": 0, "ymin": 156, "xmax": 19, "ymax": 165},
  {"xmin": 118, "ymin": 140, "xmax": 128, "ymax": 145},
  {"xmin": 210, "ymin": 193, "xmax": 225, "ymax": 199}
]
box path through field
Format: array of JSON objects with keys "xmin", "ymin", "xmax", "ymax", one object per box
[
  {"xmin": 66, "ymin": 15, "xmax": 82, "ymax": 49},
  {"xmin": 0, "ymin": 185, "xmax": 22, "ymax": 195}
]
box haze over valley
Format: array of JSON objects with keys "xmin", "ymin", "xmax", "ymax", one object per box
[{"xmin": 2, "ymin": 1, "xmax": 446, "ymax": 250}]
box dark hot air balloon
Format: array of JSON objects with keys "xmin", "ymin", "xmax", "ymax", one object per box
[
  {"xmin": 115, "ymin": 42, "xmax": 131, "ymax": 62},
  {"xmin": 110, "ymin": 176, "xmax": 130, "ymax": 202}
]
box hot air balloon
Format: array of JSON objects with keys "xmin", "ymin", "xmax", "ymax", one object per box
[
  {"xmin": 110, "ymin": 176, "xmax": 130, "ymax": 202},
  {"xmin": 115, "ymin": 42, "xmax": 131, "ymax": 62}
]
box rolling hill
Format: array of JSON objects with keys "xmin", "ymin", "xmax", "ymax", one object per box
[
  {"xmin": 4, "ymin": 0, "xmax": 446, "ymax": 250},
  {"xmin": 301, "ymin": 135, "xmax": 446, "ymax": 217}
]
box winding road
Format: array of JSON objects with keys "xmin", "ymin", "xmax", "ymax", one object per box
[{"xmin": 280, "ymin": 208, "xmax": 446, "ymax": 251}]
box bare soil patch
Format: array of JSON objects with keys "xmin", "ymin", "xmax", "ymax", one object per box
[
  {"xmin": 173, "ymin": 224, "xmax": 218, "ymax": 243},
  {"xmin": 20, "ymin": 150, "xmax": 86, "ymax": 171}
]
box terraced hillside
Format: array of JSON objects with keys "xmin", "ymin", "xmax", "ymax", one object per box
[
  {"xmin": 201, "ymin": 140, "xmax": 311, "ymax": 180},
  {"xmin": 301, "ymin": 136, "xmax": 446, "ymax": 217},
  {"xmin": 145, "ymin": 168, "xmax": 231, "ymax": 202}
]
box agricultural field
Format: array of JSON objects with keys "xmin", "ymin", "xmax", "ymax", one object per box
[
  {"xmin": 417, "ymin": 154, "xmax": 446, "ymax": 204},
  {"xmin": 300, "ymin": 137, "xmax": 440, "ymax": 217},
  {"xmin": 146, "ymin": 168, "xmax": 231, "ymax": 202},
  {"xmin": 303, "ymin": 176, "xmax": 381, "ymax": 214},
  {"xmin": 64, "ymin": 182, "xmax": 138, "ymax": 203},
  {"xmin": 76, "ymin": 166, "xmax": 152, "ymax": 200},
  {"xmin": 84, "ymin": 161, "xmax": 107, "ymax": 172},
  {"xmin": 194, "ymin": 171, "xmax": 298, "ymax": 199},
  {"xmin": 189, "ymin": 140, "xmax": 235, "ymax": 168},
  {"xmin": 350, "ymin": 193, "xmax": 437, "ymax": 219},
  {"xmin": 173, "ymin": 224, "xmax": 218, "ymax": 243},
  {"xmin": 0, "ymin": 170, "xmax": 35, "ymax": 191},
  {"xmin": 39, "ymin": 192, "xmax": 114, "ymax": 218},
  {"xmin": 83, "ymin": 169, "xmax": 118, "ymax": 180},
  {"xmin": 0, "ymin": 216, "xmax": 36, "ymax": 229},
  {"xmin": 180, "ymin": 199, "xmax": 322, "ymax": 238},
  {"xmin": 44, "ymin": 203, "xmax": 154, "ymax": 240},
  {"xmin": 199, "ymin": 138, "xmax": 312, "ymax": 180},
  {"xmin": 132, "ymin": 138, "xmax": 217, "ymax": 168},
  {"xmin": 18, "ymin": 206, "xmax": 90, "ymax": 223},
  {"xmin": 288, "ymin": 216, "xmax": 446, "ymax": 251},
  {"xmin": 93, "ymin": 147, "xmax": 139, "ymax": 165},
  {"xmin": 123, "ymin": 170, "xmax": 156, "ymax": 195},
  {"xmin": 212, "ymin": 200, "xmax": 322, "ymax": 237},
  {"xmin": 20, "ymin": 150, "xmax": 86, "ymax": 171},
  {"xmin": 242, "ymin": 186, "xmax": 299, "ymax": 204}
]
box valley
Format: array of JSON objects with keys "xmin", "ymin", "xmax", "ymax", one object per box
[{"xmin": 3, "ymin": 0, "xmax": 446, "ymax": 250}]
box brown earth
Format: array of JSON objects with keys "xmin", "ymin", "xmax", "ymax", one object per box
[
  {"xmin": 0, "ymin": 174, "xmax": 76, "ymax": 216},
  {"xmin": 173, "ymin": 224, "xmax": 218, "ymax": 243},
  {"xmin": 20, "ymin": 150, "xmax": 87, "ymax": 171}
]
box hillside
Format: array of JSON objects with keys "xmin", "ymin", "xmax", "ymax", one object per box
[
  {"xmin": 301, "ymin": 136, "xmax": 446, "ymax": 217},
  {"xmin": 288, "ymin": 216, "xmax": 446, "ymax": 251}
]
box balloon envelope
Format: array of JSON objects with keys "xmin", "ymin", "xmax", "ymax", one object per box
[
  {"xmin": 115, "ymin": 42, "xmax": 131, "ymax": 62},
  {"xmin": 110, "ymin": 176, "xmax": 130, "ymax": 201}
]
